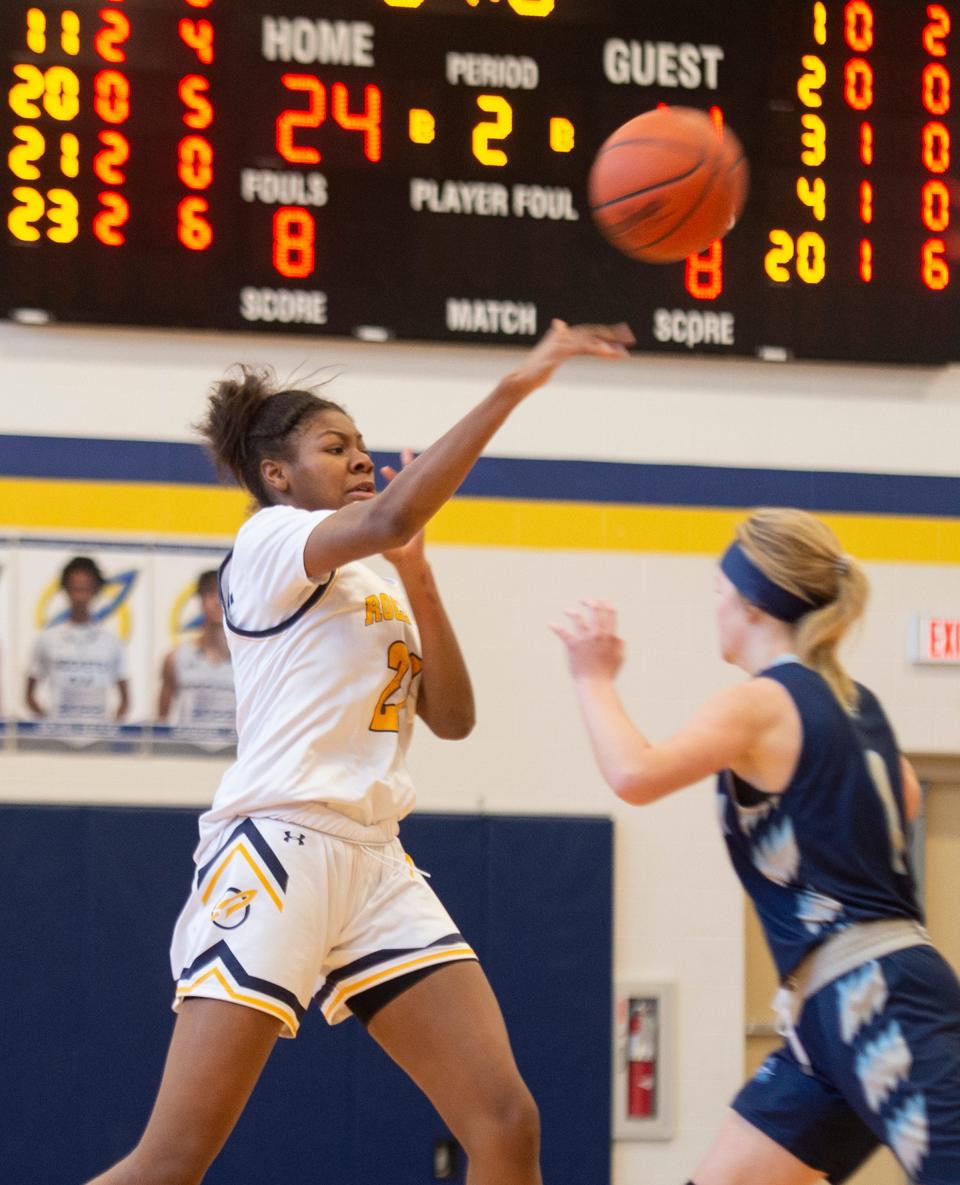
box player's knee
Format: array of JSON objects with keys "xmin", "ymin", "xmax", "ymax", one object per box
[{"xmin": 467, "ymin": 1083, "xmax": 540, "ymax": 1160}]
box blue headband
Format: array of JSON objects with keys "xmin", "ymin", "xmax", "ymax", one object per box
[{"xmin": 720, "ymin": 541, "xmax": 824, "ymax": 623}]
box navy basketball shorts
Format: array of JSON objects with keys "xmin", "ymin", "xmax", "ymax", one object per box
[
  {"xmin": 170, "ymin": 817, "xmax": 477, "ymax": 1037},
  {"xmin": 733, "ymin": 944, "xmax": 960, "ymax": 1184}
]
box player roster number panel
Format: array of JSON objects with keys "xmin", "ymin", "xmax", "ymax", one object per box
[{"xmin": 2, "ymin": 0, "xmax": 959, "ymax": 363}]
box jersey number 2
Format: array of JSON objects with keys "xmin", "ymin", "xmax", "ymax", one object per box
[{"xmin": 369, "ymin": 640, "xmax": 422, "ymax": 733}]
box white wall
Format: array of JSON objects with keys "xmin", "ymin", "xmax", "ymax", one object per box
[{"xmin": 2, "ymin": 319, "xmax": 960, "ymax": 1183}]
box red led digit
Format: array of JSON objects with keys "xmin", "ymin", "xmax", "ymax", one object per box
[
  {"xmin": 922, "ymin": 63, "xmax": 951, "ymax": 115},
  {"xmin": 708, "ymin": 105, "xmax": 724, "ymax": 136},
  {"xmin": 277, "ymin": 74, "xmax": 326, "ymax": 164},
  {"xmin": 178, "ymin": 134, "xmax": 214, "ymax": 190},
  {"xmin": 179, "ymin": 75, "xmax": 213, "ymax": 129},
  {"xmin": 331, "ymin": 82, "xmax": 383, "ymax": 162},
  {"xmin": 95, "ymin": 8, "xmax": 130, "ymax": 62},
  {"xmin": 922, "ymin": 121, "xmax": 950, "ymax": 173},
  {"xmin": 684, "ymin": 240, "xmax": 723, "ymax": 300},
  {"xmin": 922, "ymin": 238, "xmax": 950, "ymax": 289},
  {"xmin": 179, "ymin": 18, "xmax": 214, "ymax": 64},
  {"xmin": 859, "ymin": 179, "xmax": 873, "ymax": 222},
  {"xmin": 923, "ymin": 5, "xmax": 950, "ymax": 57},
  {"xmin": 922, "ymin": 178, "xmax": 950, "ymax": 231},
  {"xmin": 184, "ymin": 0, "xmax": 213, "ymax": 6},
  {"xmin": 844, "ymin": 59, "xmax": 874, "ymax": 110},
  {"xmin": 177, "ymin": 196, "xmax": 213, "ymax": 250},
  {"xmin": 93, "ymin": 191, "xmax": 129, "ymax": 245},
  {"xmin": 844, "ymin": 1, "xmax": 875, "ymax": 52},
  {"xmin": 859, "ymin": 239, "xmax": 873, "ymax": 281},
  {"xmin": 273, "ymin": 206, "xmax": 316, "ymax": 278},
  {"xmin": 94, "ymin": 69, "xmax": 131, "ymax": 124},
  {"xmin": 859, "ymin": 121, "xmax": 873, "ymax": 164},
  {"xmin": 94, "ymin": 129, "xmax": 130, "ymax": 183}
]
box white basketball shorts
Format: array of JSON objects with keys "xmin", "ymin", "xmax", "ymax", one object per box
[{"xmin": 170, "ymin": 816, "xmax": 477, "ymax": 1037}]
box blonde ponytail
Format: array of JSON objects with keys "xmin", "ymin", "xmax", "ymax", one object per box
[{"xmin": 736, "ymin": 509, "xmax": 869, "ymax": 711}]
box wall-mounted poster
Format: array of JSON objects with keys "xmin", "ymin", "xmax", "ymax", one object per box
[
  {"xmin": 151, "ymin": 546, "xmax": 236, "ymax": 752},
  {"xmin": 15, "ymin": 540, "xmax": 152, "ymax": 748}
]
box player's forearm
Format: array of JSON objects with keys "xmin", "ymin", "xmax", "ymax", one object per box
[
  {"xmin": 573, "ymin": 676, "xmax": 654, "ymax": 803},
  {"xmin": 398, "ymin": 560, "xmax": 475, "ymax": 740}
]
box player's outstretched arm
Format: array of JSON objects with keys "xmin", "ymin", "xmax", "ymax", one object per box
[
  {"xmin": 552, "ymin": 600, "xmax": 781, "ymax": 804},
  {"xmin": 303, "ymin": 321, "xmax": 634, "ymax": 579}
]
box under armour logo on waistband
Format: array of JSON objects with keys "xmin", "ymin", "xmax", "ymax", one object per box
[{"xmin": 283, "ymin": 831, "xmax": 305, "ymax": 845}]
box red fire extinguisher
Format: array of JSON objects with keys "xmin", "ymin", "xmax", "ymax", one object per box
[{"xmin": 627, "ymin": 1000, "xmax": 657, "ymax": 1118}]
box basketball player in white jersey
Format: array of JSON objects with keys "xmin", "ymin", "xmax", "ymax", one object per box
[
  {"xmin": 157, "ymin": 569, "xmax": 235, "ymax": 733},
  {"xmin": 83, "ymin": 319, "xmax": 634, "ymax": 1185},
  {"xmin": 26, "ymin": 555, "xmax": 129, "ymax": 724}
]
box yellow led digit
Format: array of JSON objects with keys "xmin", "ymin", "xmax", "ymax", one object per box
[
  {"xmin": 44, "ymin": 66, "xmax": 81, "ymax": 121},
  {"xmin": 812, "ymin": 2, "xmax": 827, "ymax": 45},
  {"xmin": 797, "ymin": 176, "xmax": 826, "ymax": 220},
  {"xmin": 508, "ymin": 0, "xmax": 556, "ymax": 14},
  {"xmin": 382, "ymin": 0, "xmax": 425, "ymax": 6},
  {"xmin": 765, "ymin": 230, "xmax": 795, "ymax": 282},
  {"xmin": 8, "ymin": 186, "xmax": 45, "ymax": 241},
  {"xmin": 46, "ymin": 187, "xmax": 79, "ymax": 242},
  {"xmin": 549, "ymin": 117, "xmax": 574, "ymax": 153},
  {"xmin": 59, "ymin": 132, "xmax": 79, "ymax": 178},
  {"xmin": 796, "ymin": 231, "xmax": 826, "ymax": 283},
  {"xmin": 10, "ymin": 64, "xmax": 45, "ymax": 119},
  {"xmin": 9, "ymin": 125, "xmax": 44, "ymax": 181},
  {"xmin": 409, "ymin": 109, "xmax": 436, "ymax": 144},
  {"xmin": 472, "ymin": 95, "xmax": 513, "ymax": 167},
  {"xmin": 800, "ymin": 114, "xmax": 826, "ymax": 166},
  {"xmin": 798, "ymin": 54, "xmax": 826, "ymax": 108},
  {"xmin": 61, "ymin": 10, "xmax": 80, "ymax": 55},
  {"xmin": 26, "ymin": 8, "xmax": 46, "ymax": 53}
]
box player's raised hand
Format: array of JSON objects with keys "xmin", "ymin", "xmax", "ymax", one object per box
[
  {"xmin": 550, "ymin": 598, "xmax": 625, "ymax": 681},
  {"xmin": 503, "ymin": 319, "xmax": 634, "ymax": 397}
]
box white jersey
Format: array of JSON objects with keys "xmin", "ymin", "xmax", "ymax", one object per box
[
  {"xmin": 170, "ymin": 640, "xmax": 236, "ymax": 729},
  {"xmin": 28, "ymin": 620, "xmax": 127, "ymax": 721},
  {"xmin": 200, "ymin": 505, "xmax": 421, "ymax": 855}
]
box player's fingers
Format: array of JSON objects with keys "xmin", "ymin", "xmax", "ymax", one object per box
[
  {"xmin": 400, "ymin": 447, "xmax": 416, "ymax": 467},
  {"xmin": 379, "ymin": 465, "xmax": 398, "ymax": 483},
  {"xmin": 563, "ymin": 608, "xmax": 589, "ymax": 634},
  {"xmin": 584, "ymin": 599, "xmax": 618, "ymax": 632}
]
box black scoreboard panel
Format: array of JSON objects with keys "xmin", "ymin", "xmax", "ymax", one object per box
[{"xmin": 2, "ymin": 0, "xmax": 959, "ymax": 363}]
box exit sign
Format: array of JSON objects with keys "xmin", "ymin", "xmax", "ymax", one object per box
[{"xmin": 911, "ymin": 617, "xmax": 960, "ymax": 665}]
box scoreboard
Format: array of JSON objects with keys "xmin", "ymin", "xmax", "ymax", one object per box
[{"xmin": 2, "ymin": 0, "xmax": 960, "ymax": 363}]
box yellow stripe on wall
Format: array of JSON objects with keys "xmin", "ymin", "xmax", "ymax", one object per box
[
  {"xmin": 3, "ymin": 477, "xmax": 960, "ymax": 565},
  {"xmin": 431, "ymin": 500, "xmax": 960, "ymax": 565},
  {"xmin": 0, "ymin": 477, "xmax": 248, "ymax": 537}
]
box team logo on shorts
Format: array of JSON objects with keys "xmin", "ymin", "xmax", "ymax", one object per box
[{"xmin": 211, "ymin": 886, "xmax": 257, "ymax": 929}]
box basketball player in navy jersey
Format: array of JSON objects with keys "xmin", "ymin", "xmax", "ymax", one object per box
[{"xmin": 553, "ymin": 507, "xmax": 960, "ymax": 1185}]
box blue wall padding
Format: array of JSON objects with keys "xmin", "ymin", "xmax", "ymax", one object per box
[{"xmin": 0, "ymin": 806, "xmax": 612, "ymax": 1185}]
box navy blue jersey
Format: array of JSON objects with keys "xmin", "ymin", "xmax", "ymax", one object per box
[{"xmin": 719, "ymin": 661, "xmax": 923, "ymax": 980}]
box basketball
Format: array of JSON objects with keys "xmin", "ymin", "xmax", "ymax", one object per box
[{"xmin": 588, "ymin": 106, "xmax": 749, "ymax": 263}]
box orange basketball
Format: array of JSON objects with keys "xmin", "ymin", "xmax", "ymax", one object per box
[{"xmin": 588, "ymin": 107, "xmax": 749, "ymax": 263}]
